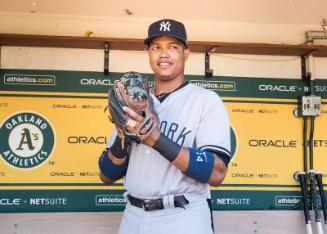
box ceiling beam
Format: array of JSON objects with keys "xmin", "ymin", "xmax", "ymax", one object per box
[{"xmin": 1, "ymin": 33, "xmax": 326, "ymax": 57}]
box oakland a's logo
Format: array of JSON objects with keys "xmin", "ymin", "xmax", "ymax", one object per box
[
  {"xmin": 230, "ymin": 126, "xmax": 238, "ymax": 159},
  {"xmin": 0, "ymin": 112, "xmax": 55, "ymax": 169}
]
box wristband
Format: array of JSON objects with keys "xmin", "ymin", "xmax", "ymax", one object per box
[
  {"xmin": 152, "ymin": 133, "xmax": 182, "ymax": 162},
  {"xmin": 183, "ymin": 148, "xmax": 215, "ymax": 183},
  {"xmin": 109, "ymin": 136, "xmax": 127, "ymax": 159},
  {"xmin": 98, "ymin": 149, "xmax": 128, "ymax": 181}
]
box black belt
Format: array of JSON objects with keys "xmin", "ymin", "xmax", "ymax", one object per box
[{"xmin": 127, "ymin": 194, "xmax": 189, "ymax": 211}]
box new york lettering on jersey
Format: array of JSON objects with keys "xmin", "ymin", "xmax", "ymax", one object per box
[{"xmin": 159, "ymin": 120, "xmax": 191, "ymax": 146}]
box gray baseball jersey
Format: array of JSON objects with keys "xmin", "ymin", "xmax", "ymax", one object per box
[{"xmin": 107, "ymin": 83, "xmax": 231, "ymax": 199}]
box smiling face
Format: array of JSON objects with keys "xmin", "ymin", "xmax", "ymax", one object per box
[{"xmin": 148, "ymin": 36, "xmax": 190, "ymax": 83}]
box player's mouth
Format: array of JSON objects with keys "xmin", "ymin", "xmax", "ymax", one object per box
[{"xmin": 158, "ymin": 62, "xmax": 172, "ymax": 68}]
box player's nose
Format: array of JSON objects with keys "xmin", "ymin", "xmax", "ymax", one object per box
[{"xmin": 159, "ymin": 49, "xmax": 169, "ymax": 59}]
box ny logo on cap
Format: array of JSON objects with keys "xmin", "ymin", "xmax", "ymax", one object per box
[{"xmin": 159, "ymin": 21, "xmax": 171, "ymax": 32}]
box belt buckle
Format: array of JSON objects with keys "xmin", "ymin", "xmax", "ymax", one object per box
[
  {"xmin": 142, "ymin": 199, "xmax": 153, "ymax": 211},
  {"xmin": 142, "ymin": 199, "xmax": 162, "ymax": 211}
]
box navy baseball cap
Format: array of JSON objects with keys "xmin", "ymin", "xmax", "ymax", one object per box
[{"xmin": 144, "ymin": 19, "xmax": 188, "ymax": 48}]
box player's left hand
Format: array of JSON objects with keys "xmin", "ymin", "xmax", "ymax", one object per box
[{"xmin": 108, "ymin": 71, "xmax": 160, "ymax": 144}]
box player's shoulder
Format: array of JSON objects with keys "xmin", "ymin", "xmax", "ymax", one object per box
[
  {"xmin": 186, "ymin": 83, "xmax": 221, "ymax": 100},
  {"xmin": 184, "ymin": 83, "xmax": 226, "ymax": 111}
]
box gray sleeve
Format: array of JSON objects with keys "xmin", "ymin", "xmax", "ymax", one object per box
[{"xmin": 195, "ymin": 91, "xmax": 231, "ymax": 159}]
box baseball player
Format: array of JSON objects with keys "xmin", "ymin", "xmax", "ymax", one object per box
[{"xmin": 98, "ymin": 19, "xmax": 231, "ymax": 234}]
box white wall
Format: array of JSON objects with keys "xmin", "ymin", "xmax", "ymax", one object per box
[
  {"xmin": 0, "ymin": 11, "xmax": 327, "ymax": 78},
  {"xmin": 0, "ymin": 12, "xmax": 323, "ymax": 43},
  {"xmin": 2, "ymin": 46, "xmax": 327, "ymax": 79},
  {"xmin": 1, "ymin": 12, "xmax": 327, "ymax": 79}
]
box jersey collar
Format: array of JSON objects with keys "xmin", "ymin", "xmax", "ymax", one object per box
[{"xmin": 154, "ymin": 81, "xmax": 189, "ymax": 103}]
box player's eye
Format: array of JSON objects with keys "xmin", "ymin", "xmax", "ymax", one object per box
[
  {"xmin": 150, "ymin": 45, "xmax": 160, "ymax": 50},
  {"xmin": 169, "ymin": 44, "xmax": 179, "ymax": 49}
]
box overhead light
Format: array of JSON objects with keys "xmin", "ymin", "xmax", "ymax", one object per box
[
  {"xmin": 306, "ymin": 31, "xmax": 327, "ymax": 40},
  {"xmin": 305, "ymin": 31, "xmax": 327, "ymax": 45},
  {"xmin": 307, "ymin": 31, "xmax": 327, "ymax": 38},
  {"xmin": 305, "ymin": 18, "xmax": 327, "ymax": 44}
]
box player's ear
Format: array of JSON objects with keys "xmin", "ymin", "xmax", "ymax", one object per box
[{"xmin": 183, "ymin": 48, "xmax": 190, "ymax": 61}]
